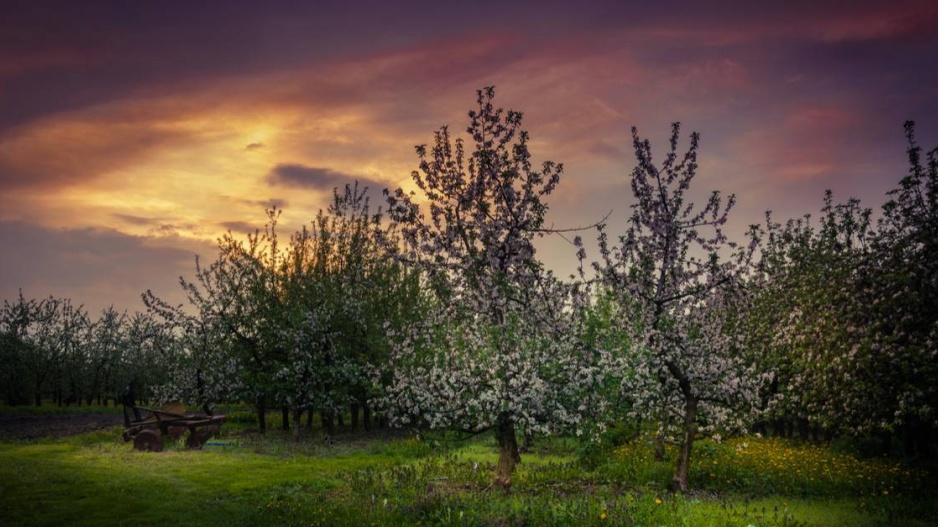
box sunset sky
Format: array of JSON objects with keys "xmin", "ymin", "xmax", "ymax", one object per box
[{"xmin": 2, "ymin": 0, "xmax": 937, "ymax": 315}]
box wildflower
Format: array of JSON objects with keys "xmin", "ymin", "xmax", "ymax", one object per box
[{"xmin": 655, "ymin": 497, "xmax": 663, "ymax": 505}]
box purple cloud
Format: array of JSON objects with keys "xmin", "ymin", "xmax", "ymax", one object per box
[
  {"xmin": 268, "ymin": 163, "xmax": 382, "ymax": 192},
  {"xmin": 0, "ymin": 220, "xmax": 215, "ymax": 314}
]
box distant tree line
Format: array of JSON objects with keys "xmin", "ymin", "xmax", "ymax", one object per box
[
  {"xmin": 0, "ymin": 297, "xmax": 172, "ymax": 408},
  {"xmin": 744, "ymin": 121, "xmax": 937, "ymax": 457},
  {"xmin": 1, "ymin": 88, "xmax": 934, "ymax": 491}
]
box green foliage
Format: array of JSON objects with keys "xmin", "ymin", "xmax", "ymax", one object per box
[
  {"xmin": 142, "ymin": 182, "xmax": 423, "ymax": 435},
  {"xmin": 746, "ymin": 122, "xmax": 938, "ymax": 453},
  {"xmin": 0, "ymin": 294, "xmax": 173, "ymax": 409}
]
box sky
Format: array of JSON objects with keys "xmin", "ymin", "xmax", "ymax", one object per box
[{"xmin": 2, "ymin": 0, "xmax": 937, "ymax": 316}]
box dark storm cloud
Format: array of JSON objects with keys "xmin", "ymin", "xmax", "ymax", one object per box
[
  {"xmin": 111, "ymin": 214, "xmax": 159, "ymax": 227},
  {"xmin": 220, "ymin": 221, "xmax": 260, "ymax": 234},
  {"xmin": 220, "ymin": 196, "xmax": 290, "ymax": 214},
  {"xmin": 268, "ymin": 163, "xmax": 382, "ymax": 192},
  {"xmin": 0, "ymin": 220, "xmax": 215, "ymax": 314}
]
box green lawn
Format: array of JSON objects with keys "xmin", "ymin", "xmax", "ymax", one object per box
[{"xmin": 0, "ymin": 414, "xmax": 935, "ymax": 526}]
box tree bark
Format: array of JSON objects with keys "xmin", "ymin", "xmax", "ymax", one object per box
[
  {"xmin": 654, "ymin": 427, "xmax": 667, "ymax": 462},
  {"xmin": 282, "ymin": 407, "xmax": 290, "ymax": 431},
  {"xmin": 292, "ymin": 407, "xmax": 302, "ymax": 442},
  {"xmin": 256, "ymin": 395, "xmax": 267, "ymax": 434},
  {"xmin": 670, "ymin": 397, "xmax": 698, "ymax": 493},
  {"xmin": 493, "ymin": 414, "xmax": 520, "ymax": 489},
  {"xmin": 323, "ymin": 409, "xmax": 335, "ymax": 435},
  {"xmin": 351, "ymin": 403, "xmax": 360, "ymax": 432},
  {"xmin": 797, "ymin": 418, "xmax": 809, "ymax": 441}
]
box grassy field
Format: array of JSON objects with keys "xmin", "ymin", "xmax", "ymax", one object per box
[{"xmin": 0, "ymin": 407, "xmax": 935, "ymax": 526}]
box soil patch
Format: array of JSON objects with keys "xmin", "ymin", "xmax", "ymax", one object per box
[{"xmin": 0, "ymin": 412, "xmax": 124, "ymax": 440}]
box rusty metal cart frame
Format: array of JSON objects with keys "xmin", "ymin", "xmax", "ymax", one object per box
[{"xmin": 122, "ymin": 401, "xmax": 225, "ymax": 452}]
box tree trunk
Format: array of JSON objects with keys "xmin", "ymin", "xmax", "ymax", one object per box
[
  {"xmin": 282, "ymin": 407, "xmax": 290, "ymax": 431},
  {"xmin": 654, "ymin": 427, "xmax": 667, "ymax": 462},
  {"xmin": 753, "ymin": 421, "xmax": 766, "ymax": 436},
  {"xmin": 351, "ymin": 403, "xmax": 360, "ymax": 432},
  {"xmin": 902, "ymin": 418, "xmax": 932, "ymax": 458},
  {"xmin": 772, "ymin": 418, "xmax": 784, "ymax": 438},
  {"xmin": 493, "ymin": 414, "xmax": 520, "ymax": 489},
  {"xmin": 918, "ymin": 424, "xmax": 933, "ymax": 458},
  {"xmin": 363, "ymin": 405, "xmax": 372, "ymax": 431},
  {"xmin": 879, "ymin": 430, "xmax": 892, "ymax": 456},
  {"xmin": 256, "ymin": 395, "xmax": 267, "ymax": 434},
  {"xmin": 797, "ymin": 418, "xmax": 809, "ymax": 441},
  {"xmin": 292, "ymin": 408, "xmax": 302, "ymax": 442},
  {"xmin": 670, "ymin": 397, "xmax": 698, "ymax": 493},
  {"xmin": 322, "ymin": 409, "xmax": 335, "ymax": 435}
]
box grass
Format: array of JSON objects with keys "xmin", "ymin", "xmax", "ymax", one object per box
[{"xmin": 0, "ymin": 410, "xmax": 935, "ymax": 526}]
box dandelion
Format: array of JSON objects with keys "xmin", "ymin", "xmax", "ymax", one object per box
[{"xmin": 655, "ymin": 497, "xmax": 663, "ymax": 505}]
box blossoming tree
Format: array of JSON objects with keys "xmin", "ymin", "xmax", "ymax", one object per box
[
  {"xmin": 869, "ymin": 121, "xmax": 938, "ymax": 452},
  {"xmin": 748, "ymin": 122, "xmax": 938, "ymax": 453},
  {"xmin": 380, "ymin": 87, "xmax": 603, "ymax": 488},
  {"xmin": 747, "ymin": 194, "xmax": 875, "ymax": 439},
  {"xmin": 590, "ymin": 123, "xmax": 762, "ymax": 492},
  {"xmin": 144, "ymin": 183, "xmax": 416, "ymax": 437}
]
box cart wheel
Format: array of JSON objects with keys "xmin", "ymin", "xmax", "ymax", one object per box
[
  {"xmin": 133, "ymin": 429, "xmax": 163, "ymax": 452},
  {"xmin": 186, "ymin": 425, "xmax": 219, "ymax": 449}
]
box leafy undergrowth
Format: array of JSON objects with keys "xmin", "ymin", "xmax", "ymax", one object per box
[{"xmin": 0, "ymin": 422, "xmax": 935, "ymax": 526}]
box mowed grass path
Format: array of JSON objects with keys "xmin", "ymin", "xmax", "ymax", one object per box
[{"xmin": 1, "ymin": 419, "xmax": 936, "ymax": 526}]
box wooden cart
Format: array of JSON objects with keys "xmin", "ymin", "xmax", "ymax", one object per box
[{"xmin": 122, "ymin": 401, "xmax": 225, "ymax": 452}]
